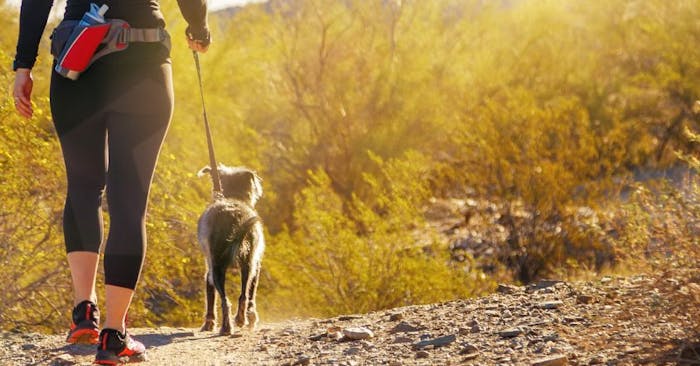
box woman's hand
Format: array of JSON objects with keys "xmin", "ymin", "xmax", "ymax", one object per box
[
  {"xmin": 13, "ymin": 68, "xmax": 33, "ymax": 118},
  {"xmin": 188, "ymin": 37, "xmax": 210, "ymax": 53},
  {"xmin": 186, "ymin": 26, "xmax": 211, "ymax": 53}
]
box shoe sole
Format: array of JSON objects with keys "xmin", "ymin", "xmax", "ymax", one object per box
[{"xmin": 67, "ymin": 328, "xmax": 99, "ymax": 345}]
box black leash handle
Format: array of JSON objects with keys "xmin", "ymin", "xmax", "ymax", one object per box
[{"xmin": 193, "ymin": 51, "xmax": 223, "ymax": 195}]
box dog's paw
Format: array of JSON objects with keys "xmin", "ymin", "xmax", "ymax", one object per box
[
  {"xmin": 235, "ymin": 313, "xmax": 247, "ymax": 328},
  {"xmin": 200, "ymin": 319, "xmax": 215, "ymax": 332},
  {"xmin": 246, "ymin": 310, "xmax": 258, "ymax": 330},
  {"xmin": 220, "ymin": 322, "xmax": 232, "ymax": 336}
]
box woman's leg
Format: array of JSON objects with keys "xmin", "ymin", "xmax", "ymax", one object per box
[
  {"xmin": 101, "ymin": 62, "xmax": 174, "ymax": 332},
  {"xmin": 67, "ymin": 252, "xmax": 99, "ymax": 305},
  {"xmin": 51, "ymin": 69, "xmax": 108, "ymax": 307}
]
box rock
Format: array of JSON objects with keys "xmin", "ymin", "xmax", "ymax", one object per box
[
  {"xmin": 389, "ymin": 321, "xmax": 424, "ymax": 334},
  {"xmin": 360, "ymin": 340, "xmax": 375, "ymax": 350},
  {"xmin": 21, "ymin": 343, "xmax": 37, "ymax": 350},
  {"xmin": 499, "ymin": 328, "xmax": 523, "ymax": 338},
  {"xmin": 413, "ymin": 334, "xmax": 457, "ymax": 350},
  {"xmin": 528, "ymin": 280, "xmax": 564, "ymax": 292},
  {"xmin": 532, "ymin": 355, "xmax": 568, "ymax": 366},
  {"xmin": 392, "ymin": 336, "xmax": 414, "ymax": 344},
  {"xmin": 538, "ymin": 301, "xmax": 564, "ymax": 309},
  {"xmin": 503, "ymin": 309, "xmax": 513, "ymax": 318},
  {"xmin": 326, "ymin": 326, "xmax": 344, "ymax": 340},
  {"xmin": 416, "ymin": 350, "xmax": 430, "ymax": 359},
  {"xmin": 463, "ymin": 352, "xmax": 479, "ymax": 361},
  {"xmin": 337, "ymin": 315, "xmax": 363, "ymax": 321},
  {"xmin": 576, "ymin": 294, "xmax": 595, "ymax": 304},
  {"xmin": 50, "ymin": 354, "xmax": 76, "ymax": 366},
  {"xmin": 389, "ymin": 312, "xmax": 404, "ymax": 321},
  {"xmin": 308, "ymin": 333, "xmax": 325, "ymax": 341},
  {"xmin": 497, "ymin": 284, "xmax": 520, "ymax": 294},
  {"xmin": 470, "ymin": 324, "xmax": 482, "ymax": 333},
  {"xmin": 460, "ymin": 343, "xmax": 479, "ymax": 354},
  {"xmin": 293, "ymin": 355, "xmax": 311, "ymax": 366},
  {"xmin": 344, "ymin": 347, "xmax": 362, "ymax": 356},
  {"xmin": 343, "ymin": 327, "xmax": 374, "ymax": 340}
]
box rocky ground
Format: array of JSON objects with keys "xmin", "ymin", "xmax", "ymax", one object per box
[{"xmin": 1, "ymin": 269, "xmax": 698, "ymax": 366}]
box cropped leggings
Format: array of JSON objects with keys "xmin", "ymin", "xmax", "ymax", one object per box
[{"xmin": 50, "ymin": 57, "xmax": 173, "ymax": 290}]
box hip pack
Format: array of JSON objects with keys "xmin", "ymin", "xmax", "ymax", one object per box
[{"xmin": 50, "ymin": 19, "xmax": 170, "ymax": 80}]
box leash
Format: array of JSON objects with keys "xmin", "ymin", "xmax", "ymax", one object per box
[{"xmin": 193, "ymin": 50, "xmax": 223, "ymax": 196}]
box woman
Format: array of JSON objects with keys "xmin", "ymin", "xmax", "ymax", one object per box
[{"xmin": 12, "ymin": 0, "xmax": 210, "ymax": 363}]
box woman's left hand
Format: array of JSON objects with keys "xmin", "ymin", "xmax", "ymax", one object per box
[{"xmin": 13, "ymin": 68, "xmax": 33, "ymax": 119}]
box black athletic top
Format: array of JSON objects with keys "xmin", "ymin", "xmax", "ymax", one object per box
[{"xmin": 14, "ymin": 0, "xmax": 209, "ymax": 70}]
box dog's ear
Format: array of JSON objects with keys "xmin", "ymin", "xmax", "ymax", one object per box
[
  {"xmin": 250, "ymin": 171, "xmax": 263, "ymax": 203},
  {"xmin": 197, "ymin": 166, "xmax": 211, "ymax": 178}
]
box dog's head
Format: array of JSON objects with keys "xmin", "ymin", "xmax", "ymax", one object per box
[{"xmin": 198, "ymin": 164, "xmax": 263, "ymax": 206}]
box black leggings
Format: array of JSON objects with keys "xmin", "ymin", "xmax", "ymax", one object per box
[{"xmin": 50, "ymin": 52, "xmax": 173, "ymax": 290}]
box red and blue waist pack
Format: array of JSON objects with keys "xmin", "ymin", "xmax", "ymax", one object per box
[{"xmin": 50, "ymin": 4, "xmax": 169, "ymax": 80}]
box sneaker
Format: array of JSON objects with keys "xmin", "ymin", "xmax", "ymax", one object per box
[
  {"xmin": 94, "ymin": 328, "xmax": 146, "ymax": 365},
  {"xmin": 66, "ymin": 300, "xmax": 100, "ymax": 345}
]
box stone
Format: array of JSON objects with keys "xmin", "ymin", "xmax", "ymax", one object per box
[
  {"xmin": 532, "ymin": 355, "xmax": 568, "ymax": 366},
  {"xmin": 497, "ymin": 284, "xmax": 520, "ymax": 294},
  {"xmin": 471, "ymin": 324, "xmax": 482, "ymax": 333},
  {"xmin": 344, "ymin": 347, "xmax": 362, "ymax": 356},
  {"xmin": 416, "ymin": 350, "xmax": 430, "ymax": 359},
  {"xmin": 389, "ymin": 321, "xmax": 424, "ymax": 334},
  {"xmin": 337, "ymin": 315, "xmax": 363, "ymax": 321},
  {"xmin": 413, "ymin": 334, "xmax": 457, "ymax": 350},
  {"xmin": 389, "ymin": 312, "xmax": 404, "ymax": 321},
  {"xmin": 576, "ymin": 294, "xmax": 595, "ymax": 304},
  {"xmin": 50, "ymin": 354, "xmax": 76, "ymax": 366},
  {"xmin": 392, "ymin": 336, "xmax": 413, "ymax": 344},
  {"xmin": 292, "ymin": 355, "xmax": 311, "ymax": 366},
  {"xmin": 528, "ymin": 280, "xmax": 564, "ymax": 292},
  {"xmin": 538, "ymin": 301, "xmax": 564, "ymax": 310},
  {"xmin": 21, "ymin": 343, "xmax": 37, "ymax": 350},
  {"xmin": 343, "ymin": 327, "xmax": 374, "ymax": 340},
  {"xmin": 460, "ymin": 344, "xmax": 479, "ymax": 354},
  {"xmin": 499, "ymin": 328, "xmax": 523, "ymax": 338}
]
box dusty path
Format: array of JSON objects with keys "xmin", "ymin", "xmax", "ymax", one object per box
[{"xmin": 2, "ymin": 270, "xmax": 698, "ymax": 365}]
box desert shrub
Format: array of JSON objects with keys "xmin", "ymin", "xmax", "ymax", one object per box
[{"xmin": 263, "ymin": 152, "xmax": 493, "ymax": 318}]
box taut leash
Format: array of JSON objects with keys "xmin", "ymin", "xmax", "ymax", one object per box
[{"xmin": 192, "ymin": 50, "xmax": 223, "ymax": 197}]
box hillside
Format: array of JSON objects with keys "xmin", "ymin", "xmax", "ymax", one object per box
[{"xmin": 2, "ymin": 268, "xmax": 698, "ymax": 366}]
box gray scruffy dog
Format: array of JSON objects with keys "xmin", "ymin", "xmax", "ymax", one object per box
[{"xmin": 197, "ymin": 164, "xmax": 265, "ymax": 335}]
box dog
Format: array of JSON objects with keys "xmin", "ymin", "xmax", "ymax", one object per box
[{"xmin": 196, "ymin": 164, "xmax": 265, "ymax": 335}]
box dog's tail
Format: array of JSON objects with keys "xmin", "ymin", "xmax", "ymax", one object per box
[
  {"xmin": 209, "ymin": 208, "xmax": 261, "ymax": 297},
  {"xmin": 228, "ymin": 215, "xmax": 261, "ymax": 245},
  {"xmin": 209, "ymin": 208, "xmax": 260, "ymax": 269}
]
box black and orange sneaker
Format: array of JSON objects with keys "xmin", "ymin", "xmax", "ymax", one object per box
[
  {"xmin": 94, "ymin": 328, "xmax": 146, "ymax": 365},
  {"xmin": 66, "ymin": 300, "xmax": 100, "ymax": 345}
]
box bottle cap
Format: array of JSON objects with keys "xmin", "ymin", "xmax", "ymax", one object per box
[{"xmin": 98, "ymin": 4, "xmax": 109, "ymax": 16}]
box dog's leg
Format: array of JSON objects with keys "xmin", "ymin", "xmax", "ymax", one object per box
[
  {"xmin": 213, "ymin": 266, "xmax": 232, "ymax": 335},
  {"xmin": 245, "ymin": 265, "xmax": 261, "ymax": 330},
  {"xmin": 200, "ymin": 270, "xmax": 216, "ymax": 331},
  {"xmin": 235, "ymin": 260, "xmax": 250, "ymax": 328}
]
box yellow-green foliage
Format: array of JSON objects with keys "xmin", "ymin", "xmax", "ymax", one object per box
[
  {"xmin": 265, "ymin": 152, "xmax": 492, "ymax": 318},
  {"xmin": 1, "ymin": 0, "xmax": 699, "ymax": 332}
]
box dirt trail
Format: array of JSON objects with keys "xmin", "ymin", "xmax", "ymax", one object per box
[{"xmin": 2, "ymin": 269, "xmax": 699, "ymax": 365}]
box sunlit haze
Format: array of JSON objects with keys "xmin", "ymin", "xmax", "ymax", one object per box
[{"xmin": 6, "ymin": 0, "xmax": 267, "ymax": 12}]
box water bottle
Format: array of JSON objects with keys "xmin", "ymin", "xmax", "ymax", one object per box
[{"xmin": 79, "ymin": 3, "xmax": 109, "ymax": 26}]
